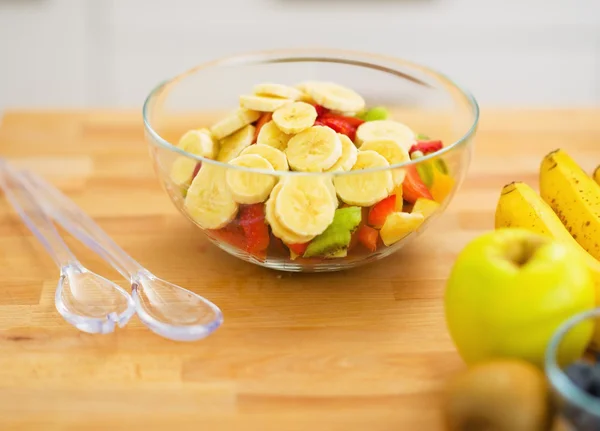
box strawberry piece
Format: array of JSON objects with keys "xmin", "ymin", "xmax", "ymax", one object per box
[
  {"xmin": 208, "ymin": 223, "xmax": 246, "ymax": 250},
  {"xmin": 357, "ymin": 225, "xmax": 379, "ymax": 252},
  {"xmin": 320, "ymin": 113, "xmax": 365, "ymax": 128},
  {"xmin": 313, "ymin": 104, "xmax": 330, "ymax": 117},
  {"xmin": 403, "ymin": 165, "xmax": 434, "ymax": 204},
  {"xmin": 367, "ymin": 195, "xmax": 397, "ymax": 229},
  {"xmin": 317, "ymin": 116, "xmax": 357, "ymax": 141},
  {"xmin": 286, "ymin": 242, "xmax": 310, "ymax": 256},
  {"xmin": 191, "ymin": 162, "xmax": 202, "ymax": 181},
  {"xmin": 239, "ymin": 204, "xmax": 270, "ymax": 254},
  {"xmin": 409, "ymin": 140, "xmax": 443, "ymax": 155},
  {"xmin": 253, "ymin": 112, "xmax": 273, "ymax": 143}
]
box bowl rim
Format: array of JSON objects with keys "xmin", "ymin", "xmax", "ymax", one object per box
[
  {"xmin": 142, "ymin": 48, "xmax": 480, "ymax": 177},
  {"xmin": 545, "ymin": 307, "xmax": 600, "ymax": 414}
]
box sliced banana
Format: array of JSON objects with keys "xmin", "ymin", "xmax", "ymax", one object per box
[
  {"xmin": 333, "ymin": 150, "xmax": 394, "ymax": 207},
  {"xmin": 210, "ymin": 108, "xmax": 260, "ymax": 140},
  {"xmin": 355, "ymin": 120, "xmax": 416, "ymax": 151},
  {"xmin": 265, "ymin": 182, "xmax": 315, "ymax": 245},
  {"xmin": 285, "ymin": 126, "xmax": 342, "ymax": 172},
  {"xmin": 360, "ymin": 139, "xmax": 410, "ymax": 187},
  {"xmin": 305, "ymin": 81, "xmax": 365, "ymax": 113},
  {"xmin": 326, "ymin": 133, "xmax": 358, "ymax": 172},
  {"xmin": 169, "ymin": 129, "xmax": 217, "ymax": 187},
  {"xmin": 217, "ymin": 124, "xmax": 255, "ymax": 162},
  {"xmin": 225, "ymin": 154, "xmax": 276, "ymax": 204},
  {"xmin": 177, "ymin": 128, "xmax": 218, "ymax": 159},
  {"xmin": 240, "ymin": 144, "xmax": 289, "ymax": 172},
  {"xmin": 294, "ymin": 81, "xmax": 317, "ymax": 103},
  {"xmin": 239, "ymin": 94, "xmax": 290, "ymax": 112},
  {"xmin": 184, "ymin": 164, "xmax": 238, "ymax": 229},
  {"xmin": 272, "ymin": 101, "xmax": 318, "ymax": 134},
  {"xmin": 169, "ymin": 158, "xmax": 199, "ymax": 187},
  {"xmin": 256, "ymin": 120, "xmax": 292, "ymax": 151},
  {"xmin": 275, "ymin": 176, "xmax": 337, "ymax": 237},
  {"xmin": 254, "ymin": 83, "xmax": 304, "ymax": 101}
]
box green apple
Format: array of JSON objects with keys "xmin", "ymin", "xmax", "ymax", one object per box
[{"xmin": 445, "ymin": 227, "xmax": 595, "ymax": 368}]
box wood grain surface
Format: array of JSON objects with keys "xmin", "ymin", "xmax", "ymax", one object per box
[{"xmin": 0, "ymin": 109, "xmax": 598, "ymax": 431}]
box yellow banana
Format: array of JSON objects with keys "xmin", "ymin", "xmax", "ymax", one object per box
[
  {"xmin": 496, "ymin": 181, "xmax": 600, "ymax": 347},
  {"xmin": 539, "ymin": 149, "xmax": 600, "ymax": 261},
  {"xmin": 594, "ymin": 165, "xmax": 600, "ymax": 185}
]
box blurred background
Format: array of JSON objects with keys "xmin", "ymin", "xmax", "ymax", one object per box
[{"xmin": 0, "ymin": 0, "xmax": 598, "ymax": 112}]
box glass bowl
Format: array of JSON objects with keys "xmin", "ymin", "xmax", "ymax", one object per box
[
  {"xmin": 142, "ymin": 49, "xmax": 479, "ymax": 272},
  {"xmin": 546, "ymin": 308, "xmax": 600, "ymax": 430}
]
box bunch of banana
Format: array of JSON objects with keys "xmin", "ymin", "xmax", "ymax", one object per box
[{"xmin": 495, "ymin": 148, "xmax": 600, "ymax": 343}]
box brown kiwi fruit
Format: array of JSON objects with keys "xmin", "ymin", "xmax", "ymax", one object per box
[{"xmin": 443, "ymin": 359, "xmax": 555, "ymax": 431}]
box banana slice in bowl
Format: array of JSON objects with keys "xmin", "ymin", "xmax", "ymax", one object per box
[
  {"xmin": 274, "ymin": 176, "xmax": 337, "ymax": 237},
  {"xmin": 333, "ymin": 150, "xmax": 394, "ymax": 207},
  {"xmin": 356, "ymin": 120, "xmax": 416, "ymax": 151},
  {"xmin": 225, "ymin": 154, "xmax": 277, "ymax": 204},
  {"xmin": 285, "ymin": 126, "xmax": 342, "ymax": 172},
  {"xmin": 184, "ymin": 164, "xmax": 239, "ymax": 230}
]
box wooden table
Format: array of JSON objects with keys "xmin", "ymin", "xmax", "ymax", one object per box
[{"xmin": 0, "ymin": 109, "xmax": 598, "ymax": 430}]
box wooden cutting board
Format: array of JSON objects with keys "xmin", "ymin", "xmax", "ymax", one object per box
[{"xmin": 0, "ymin": 109, "xmax": 598, "ymax": 430}]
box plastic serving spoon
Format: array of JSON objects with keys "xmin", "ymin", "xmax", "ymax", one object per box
[
  {"xmin": 14, "ymin": 167, "xmax": 223, "ymax": 342},
  {"xmin": 0, "ymin": 160, "xmax": 136, "ymax": 334}
]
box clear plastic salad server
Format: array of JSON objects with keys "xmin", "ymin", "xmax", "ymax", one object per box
[
  {"xmin": 16, "ymin": 168, "xmax": 223, "ymax": 342},
  {"xmin": 0, "ymin": 160, "xmax": 136, "ymax": 334}
]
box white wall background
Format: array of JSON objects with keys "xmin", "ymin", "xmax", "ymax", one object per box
[{"xmin": 0, "ymin": 0, "xmax": 599, "ymax": 111}]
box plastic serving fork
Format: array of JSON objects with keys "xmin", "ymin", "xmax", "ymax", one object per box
[
  {"xmin": 3, "ymin": 162, "xmax": 223, "ymax": 341},
  {"xmin": 0, "ymin": 160, "xmax": 136, "ymax": 334}
]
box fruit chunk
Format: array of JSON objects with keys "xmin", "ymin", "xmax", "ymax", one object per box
[
  {"xmin": 320, "ymin": 112, "xmax": 365, "ymax": 128},
  {"xmin": 360, "ymin": 139, "xmax": 411, "ymax": 186},
  {"xmin": 445, "ymin": 228, "xmax": 595, "ymax": 367},
  {"xmin": 177, "ymin": 128, "xmax": 219, "ymax": 159},
  {"xmin": 333, "ymin": 150, "xmax": 394, "ymax": 207},
  {"xmin": 184, "ymin": 164, "xmax": 239, "ymax": 229},
  {"xmin": 412, "ymin": 198, "xmax": 440, "ymax": 219},
  {"xmin": 239, "ymin": 94, "xmax": 290, "ymax": 112},
  {"xmin": 443, "ymin": 359, "xmax": 554, "ymax": 431},
  {"xmin": 286, "ymin": 241, "xmax": 309, "ymax": 256},
  {"xmin": 316, "ymin": 115, "xmax": 358, "ymax": 142},
  {"xmin": 239, "ymin": 203, "xmax": 270, "ymax": 255},
  {"xmin": 253, "ymin": 112, "xmax": 273, "ymax": 142},
  {"xmin": 304, "ymin": 82, "xmax": 366, "ymax": 113},
  {"xmin": 265, "ymin": 183, "xmax": 315, "ymax": 244},
  {"xmin": 207, "ymin": 223, "xmax": 246, "ymax": 250},
  {"xmin": 379, "ymin": 212, "xmax": 425, "ymax": 246},
  {"xmin": 430, "ymin": 167, "xmax": 456, "ymax": 203},
  {"xmin": 540, "ymin": 149, "xmax": 600, "ymax": 261},
  {"xmin": 357, "ymin": 224, "xmax": 379, "ymax": 252},
  {"xmin": 225, "ymin": 154, "xmax": 276, "ymax": 204},
  {"xmin": 409, "ymin": 140, "xmax": 443, "ymax": 155},
  {"xmin": 402, "ymin": 165, "xmax": 434, "ymax": 204},
  {"xmin": 368, "ymin": 195, "xmax": 397, "ymax": 229},
  {"xmin": 358, "ymin": 107, "xmax": 389, "ymax": 122},
  {"xmin": 210, "ymin": 108, "xmax": 260, "ymax": 140},
  {"xmin": 254, "ymin": 83, "xmax": 304, "ymax": 101},
  {"xmin": 256, "ymin": 120, "xmax": 291, "ymax": 151},
  {"xmin": 326, "ymin": 134, "xmax": 358, "ymax": 172},
  {"xmin": 355, "ymin": 120, "xmax": 415, "ymax": 151},
  {"xmin": 303, "ymin": 207, "xmax": 362, "ymax": 257},
  {"xmin": 285, "ymin": 126, "xmax": 342, "ymax": 172},
  {"xmin": 272, "ymin": 101, "xmax": 318, "ymax": 134},
  {"xmin": 240, "ymin": 144, "xmax": 289, "ymax": 171},
  {"xmin": 275, "ymin": 176, "xmax": 337, "ymax": 237},
  {"xmin": 217, "ymin": 124, "xmax": 256, "ymax": 162}
]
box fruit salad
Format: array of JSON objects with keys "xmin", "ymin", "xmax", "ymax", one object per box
[{"xmin": 168, "ymin": 81, "xmax": 455, "ymax": 262}]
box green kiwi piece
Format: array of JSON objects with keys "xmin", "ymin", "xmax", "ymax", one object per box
[
  {"xmin": 434, "ymin": 158, "xmax": 449, "ymax": 175},
  {"xmin": 416, "ymin": 162, "xmax": 435, "ymax": 188},
  {"xmin": 303, "ymin": 207, "xmax": 362, "ymax": 258},
  {"xmin": 358, "ymin": 107, "xmax": 389, "ymax": 122},
  {"xmin": 416, "ymin": 133, "xmax": 430, "ymax": 140}
]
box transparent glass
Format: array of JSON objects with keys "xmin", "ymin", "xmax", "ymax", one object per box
[
  {"xmin": 143, "ymin": 49, "xmax": 479, "ymax": 272},
  {"xmin": 546, "ymin": 308, "xmax": 600, "ymax": 430}
]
